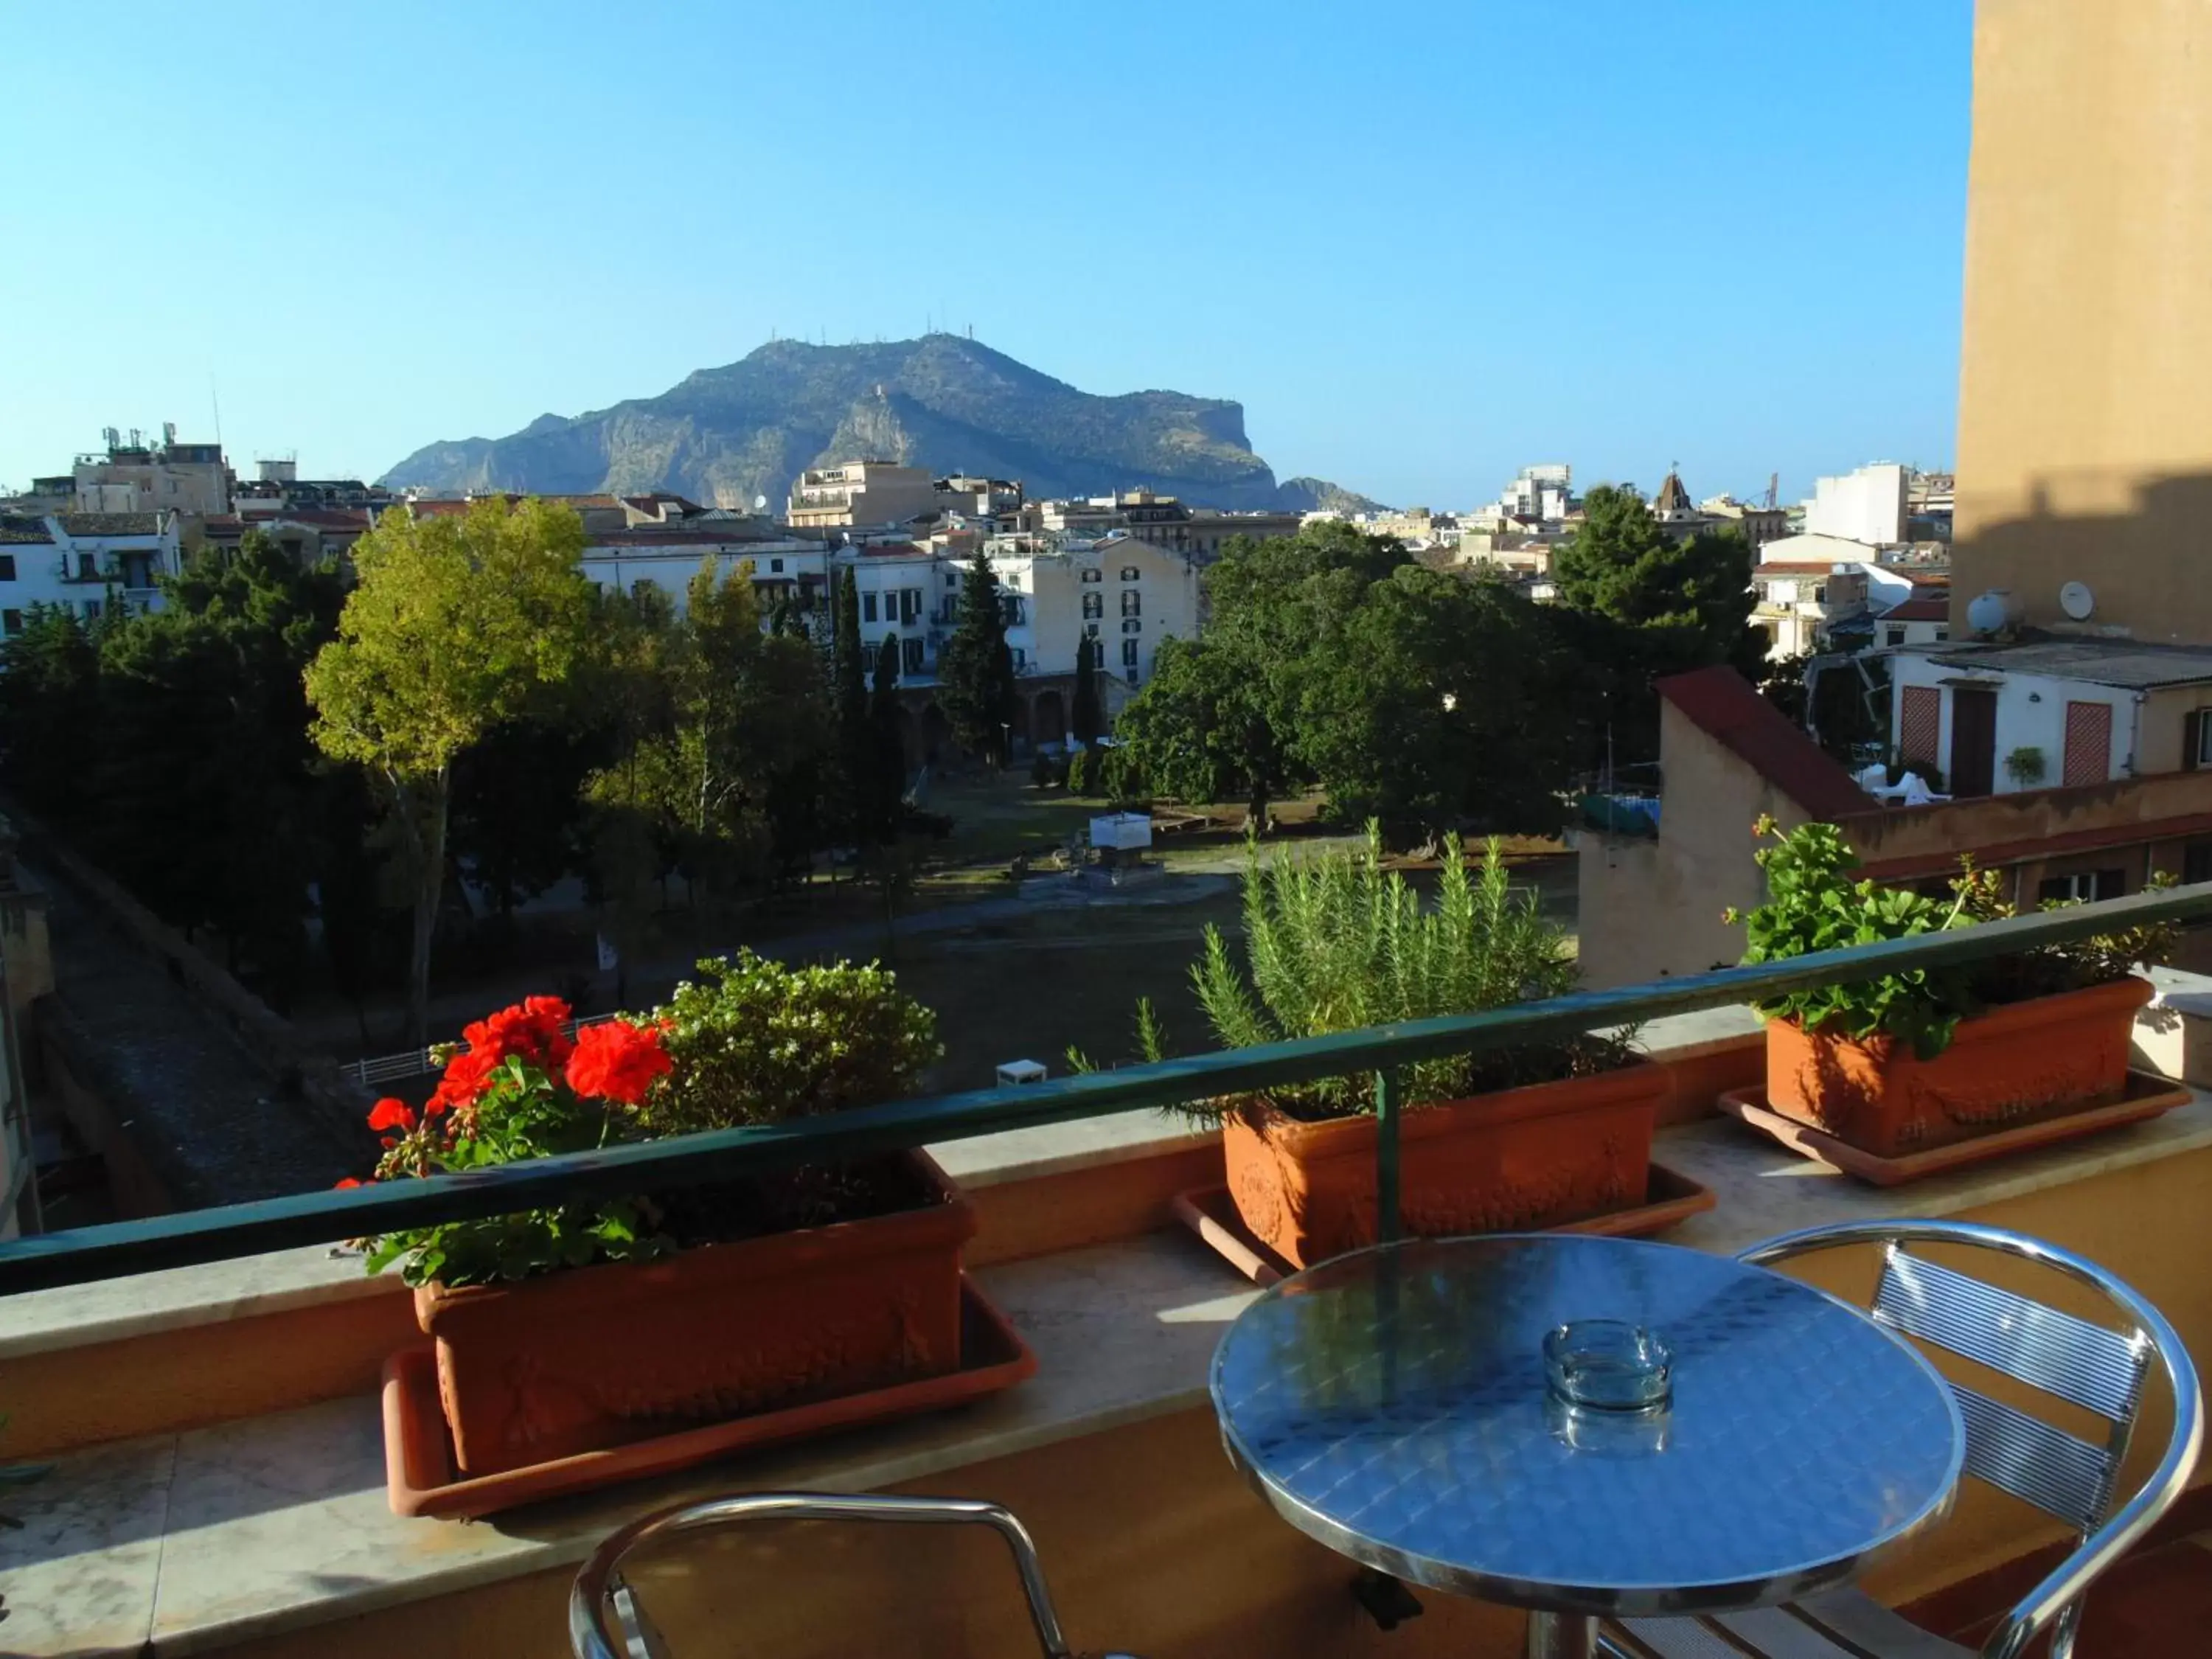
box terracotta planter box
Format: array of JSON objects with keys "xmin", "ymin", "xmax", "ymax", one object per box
[
  {"xmin": 415, "ymin": 1150, "xmax": 975, "ymax": 1477},
  {"xmin": 1221, "ymin": 1062, "xmax": 1666, "ymax": 1270},
  {"xmin": 1764, "ymin": 976, "xmax": 2153, "ymax": 1159}
]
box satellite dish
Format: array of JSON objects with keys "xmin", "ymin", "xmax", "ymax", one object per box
[
  {"xmin": 753, "ymin": 494, "xmax": 768, "ymax": 512},
  {"xmin": 2059, "ymin": 580, "xmax": 2096, "ymax": 621}
]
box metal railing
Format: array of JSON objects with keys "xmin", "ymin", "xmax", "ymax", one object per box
[
  {"xmin": 345, "ymin": 1013, "xmax": 622, "ymax": 1087},
  {"xmin": 0, "ymin": 882, "xmax": 2205, "ymax": 1297}
]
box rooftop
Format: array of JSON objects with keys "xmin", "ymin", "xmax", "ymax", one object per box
[
  {"xmin": 1917, "ymin": 635, "xmax": 2212, "ymax": 689},
  {"xmin": 55, "ymin": 511, "xmax": 164, "ymax": 536},
  {"xmin": 0, "ymin": 513, "xmax": 55, "ymax": 544},
  {"xmin": 1656, "ymin": 664, "xmax": 1877, "ymax": 819}
]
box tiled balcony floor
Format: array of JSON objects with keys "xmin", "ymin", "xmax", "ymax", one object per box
[{"xmin": 1948, "ymin": 1533, "xmax": 2212, "ymax": 1655}]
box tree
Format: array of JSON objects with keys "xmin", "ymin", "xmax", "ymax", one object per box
[
  {"xmin": 1116, "ymin": 636, "xmax": 1291, "ymax": 829},
  {"xmin": 305, "ymin": 500, "xmax": 597, "ymax": 1046},
  {"xmin": 0, "ymin": 605, "xmax": 101, "ymax": 820},
  {"xmin": 864, "ymin": 633, "xmax": 906, "ymax": 839},
  {"xmin": 936, "ymin": 549, "xmax": 1016, "ymax": 765},
  {"xmin": 1293, "ymin": 567, "xmax": 1580, "ymax": 841},
  {"xmin": 1071, "ymin": 634, "xmax": 1102, "ymax": 747},
  {"xmin": 832, "ymin": 569, "xmax": 869, "ymax": 838},
  {"xmin": 1549, "ymin": 485, "xmax": 1764, "ymax": 673}
]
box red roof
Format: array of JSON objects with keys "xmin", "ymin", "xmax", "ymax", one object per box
[
  {"xmin": 1882, "ymin": 597, "xmax": 1950, "ymax": 622},
  {"xmin": 1756, "ymin": 560, "xmax": 1853, "ymax": 574},
  {"xmin": 1656, "ymin": 666, "xmax": 1876, "ymax": 819}
]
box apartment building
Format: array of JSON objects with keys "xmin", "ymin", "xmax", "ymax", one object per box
[
  {"xmin": 0, "ymin": 511, "xmax": 184, "ymax": 635},
  {"xmin": 72, "ymin": 426, "xmax": 232, "ymax": 515},
  {"xmin": 785, "ymin": 462, "xmax": 942, "ymax": 530}
]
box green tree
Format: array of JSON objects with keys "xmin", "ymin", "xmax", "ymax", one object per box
[
  {"xmin": 1071, "ymin": 634, "xmax": 1102, "ymax": 747},
  {"xmin": 1550, "ymin": 484, "xmax": 1764, "ymax": 673},
  {"xmin": 936, "ymin": 549, "xmax": 1015, "ymax": 765},
  {"xmin": 832, "ymin": 569, "xmax": 869, "ymax": 837},
  {"xmin": 305, "ymin": 499, "xmax": 597, "ymax": 1045},
  {"xmin": 1116, "ymin": 636, "xmax": 1291, "ymax": 829},
  {"xmin": 864, "ymin": 633, "xmax": 906, "ymax": 840},
  {"xmin": 86, "ymin": 533, "xmax": 348, "ymax": 990},
  {"xmin": 0, "ymin": 605, "xmax": 100, "ymax": 819}
]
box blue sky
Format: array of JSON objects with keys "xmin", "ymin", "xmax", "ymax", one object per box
[{"xmin": 0, "ymin": 1, "xmax": 1971, "ymax": 509}]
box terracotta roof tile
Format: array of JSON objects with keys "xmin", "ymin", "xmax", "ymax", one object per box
[{"xmin": 1656, "ymin": 665, "xmax": 1876, "ymax": 820}]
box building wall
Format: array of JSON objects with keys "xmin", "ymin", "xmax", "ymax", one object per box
[
  {"xmin": 1885, "ymin": 658, "xmax": 2149, "ymax": 791},
  {"xmin": 1575, "ymin": 702, "xmax": 1817, "ymax": 989},
  {"xmin": 1840, "ymin": 767, "xmax": 2212, "ymax": 879},
  {"xmin": 1950, "ymin": 0, "xmax": 2212, "ymax": 645},
  {"xmin": 1804, "ymin": 463, "xmax": 1906, "ymax": 545}
]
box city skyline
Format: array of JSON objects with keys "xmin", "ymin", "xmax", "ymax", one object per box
[{"xmin": 0, "ymin": 0, "xmax": 1971, "ymax": 508}]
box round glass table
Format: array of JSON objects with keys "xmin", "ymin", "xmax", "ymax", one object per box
[{"xmin": 1210, "ymin": 1235, "xmax": 1964, "ymax": 1659}]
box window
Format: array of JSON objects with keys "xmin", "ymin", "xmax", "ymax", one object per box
[
  {"xmin": 2193, "ymin": 709, "xmax": 2212, "ymax": 768},
  {"xmin": 1, "ymin": 611, "xmax": 18, "ymax": 636},
  {"xmin": 1120, "ymin": 566, "xmax": 1139, "ymax": 581},
  {"xmin": 83, "ymin": 599, "xmax": 102, "ymax": 621},
  {"xmin": 770, "ymin": 557, "xmax": 784, "ymax": 574},
  {"xmin": 1082, "ymin": 593, "xmax": 1102, "ymax": 619},
  {"xmin": 1085, "ymin": 622, "xmax": 1100, "ymax": 639},
  {"xmin": 0, "ymin": 555, "xmax": 14, "ymax": 581},
  {"xmin": 1081, "ymin": 568, "xmax": 1102, "ymax": 584},
  {"xmin": 863, "ymin": 592, "xmax": 877, "ymax": 622},
  {"xmin": 1885, "ymin": 625, "xmax": 1907, "ymax": 647},
  {"xmin": 901, "ymin": 589, "xmax": 919, "ymax": 625},
  {"xmin": 1933, "ymin": 627, "xmax": 1949, "ymax": 641},
  {"xmin": 1012, "ymin": 647, "xmax": 1026, "ymax": 669},
  {"xmin": 2038, "ymin": 869, "xmax": 2126, "ymax": 905},
  {"xmin": 946, "ymin": 572, "xmax": 958, "ymax": 588},
  {"xmin": 1812, "ymin": 585, "xmax": 1828, "ymax": 603},
  {"xmin": 903, "ymin": 636, "xmax": 923, "ymax": 675},
  {"xmin": 1121, "ymin": 591, "xmax": 1141, "ymax": 617},
  {"xmin": 76, "ymin": 552, "xmax": 96, "ymax": 580},
  {"xmin": 1122, "ymin": 618, "xmax": 1142, "ymax": 634},
  {"xmin": 2183, "ymin": 839, "xmax": 2212, "ymax": 886},
  {"xmin": 1126, "ymin": 667, "xmax": 1138, "ymax": 686},
  {"xmin": 1121, "ymin": 639, "xmax": 1138, "ymax": 667}
]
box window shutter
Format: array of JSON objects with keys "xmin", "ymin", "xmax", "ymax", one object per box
[{"xmin": 2186, "ymin": 709, "xmax": 2204, "ymax": 772}]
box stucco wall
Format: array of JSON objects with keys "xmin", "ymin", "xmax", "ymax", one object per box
[
  {"xmin": 1887, "ymin": 658, "xmax": 2140, "ymax": 791},
  {"xmin": 1576, "ymin": 701, "xmax": 1813, "ymax": 989},
  {"xmin": 1950, "ymin": 0, "xmax": 2212, "ymax": 644}
]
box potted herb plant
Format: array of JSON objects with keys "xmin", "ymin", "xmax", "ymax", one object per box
[
  {"xmin": 351, "ymin": 956, "xmax": 963, "ymax": 1478},
  {"xmin": 1135, "ymin": 830, "xmax": 1660, "ymax": 1269},
  {"xmin": 1732, "ymin": 817, "xmax": 2171, "ymax": 1157}
]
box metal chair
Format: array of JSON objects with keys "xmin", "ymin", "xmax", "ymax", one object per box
[
  {"xmin": 1601, "ymin": 1218, "xmax": 2204, "ymax": 1659},
  {"xmin": 568, "ymin": 1490, "xmax": 1144, "ymax": 1659}
]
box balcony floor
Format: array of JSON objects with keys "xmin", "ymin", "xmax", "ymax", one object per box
[{"xmin": 1947, "ymin": 1532, "xmax": 2212, "ymax": 1655}]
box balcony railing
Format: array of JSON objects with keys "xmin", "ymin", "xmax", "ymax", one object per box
[{"xmin": 0, "ymin": 881, "xmax": 2207, "ymax": 1295}]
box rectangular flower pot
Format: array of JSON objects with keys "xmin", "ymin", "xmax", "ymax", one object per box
[
  {"xmin": 1220, "ymin": 1062, "xmax": 1666, "ymax": 1270},
  {"xmin": 414, "ymin": 1150, "xmax": 975, "ymax": 1478},
  {"xmin": 1763, "ymin": 975, "xmax": 2154, "ymax": 1159}
]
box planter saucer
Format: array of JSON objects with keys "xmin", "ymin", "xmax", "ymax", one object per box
[
  {"xmin": 383, "ymin": 1276, "xmax": 1035, "ymax": 1520},
  {"xmin": 1718, "ymin": 1068, "xmax": 2194, "ymax": 1188},
  {"xmin": 1172, "ymin": 1161, "xmax": 1717, "ymax": 1288}
]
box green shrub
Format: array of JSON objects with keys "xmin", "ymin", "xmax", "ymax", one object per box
[
  {"xmin": 1065, "ymin": 746, "xmax": 1094, "ymax": 796},
  {"xmin": 1180, "ymin": 827, "xmax": 1630, "ymax": 1121},
  {"xmin": 1731, "ymin": 816, "xmax": 2174, "ymax": 1058},
  {"xmin": 647, "ymin": 950, "xmax": 942, "ymax": 1136}
]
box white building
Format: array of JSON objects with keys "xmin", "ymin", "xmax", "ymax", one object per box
[
  {"xmin": 0, "ymin": 511, "xmax": 184, "ymax": 635},
  {"xmin": 985, "ymin": 530, "xmax": 1198, "ymax": 690},
  {"xmin": 1886, "ymin": 638, "xmax": 2212, "ymax": 797},
  {"xmin": 1804, "ymin": 462, "xmax": 1908, "ymax": 546},
  {"xmin": 580, "ymin": 526, "xmax": 830, "ymax": 616}
]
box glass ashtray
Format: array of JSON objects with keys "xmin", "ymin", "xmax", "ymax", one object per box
[{"xmin": 1543, "ymin": 1319, "xmax": 1672, "ymax": 1413}]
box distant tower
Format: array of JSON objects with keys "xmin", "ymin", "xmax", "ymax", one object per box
[{"xmin": 1764, "ymin": 471, "xmax": 1778, "ymax": 510}]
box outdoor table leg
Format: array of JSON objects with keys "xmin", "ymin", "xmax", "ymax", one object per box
[{"xmin": 1525, "ymin": 1610, "xmax": 1595, "ymax": 1658}]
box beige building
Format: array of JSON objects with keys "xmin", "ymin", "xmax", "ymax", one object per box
[
  {"xmin": 785, "ymin": 462, "xmax": 943, "ymax": 529},
  {"xmin": 72, "ymin": 427, "xmax": 232, "ymax": 515},
  {"xmin": 1948, "ymin": 1, "xmax": 2212, "ymax": 647}
]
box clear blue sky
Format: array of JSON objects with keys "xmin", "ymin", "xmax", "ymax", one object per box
[{"xmin": 0, "ymin": 1, "xmax": 1971, "ymax": 509}]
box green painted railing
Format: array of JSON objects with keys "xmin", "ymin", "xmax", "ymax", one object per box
[{"xmin": 0, "ymin": 881, "xmax": 2206, "ymax": 1296}]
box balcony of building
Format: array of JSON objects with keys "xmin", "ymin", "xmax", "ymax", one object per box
[{"xmin": 3, "ymin": 888, "xmax": 2212, "ymax": 1658}]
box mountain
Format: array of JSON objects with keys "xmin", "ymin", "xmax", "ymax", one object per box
[
  {"xmin": 380, "ymin": 334, "xmax": 1377, "ymax": 514},
  {"xmin": 1273, "ymin": 475, "xmax": 1389, "ymax": 515}
]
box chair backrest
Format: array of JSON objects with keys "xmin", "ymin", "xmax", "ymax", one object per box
[
  {"xmin": 567, "ymin": 1492, "xmax": 1091, "ymax": 1659},
  {"xmin": 1737, "ymin": 1219, "xmax": 2202, "ymax": 1659}
]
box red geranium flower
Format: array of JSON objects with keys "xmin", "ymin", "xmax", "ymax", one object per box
[
  {"xmin": 461, "ymin": 996, "xmax": 575, "ymax": 1068},
  {"xmin": 428, "ymin": 1046, "xmax": 498, "ymax": 1116},
  {"xmin": 366, "ymin": 1097, "xmax": 415, "ymax": 1133},
  {"xmin": 333, "ymin": 1177, "xmax": 364, "ymax": 1189},
  {"xmin": 563, "ymin": 1020, "xmax": 672, "ymax": 1107}
]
